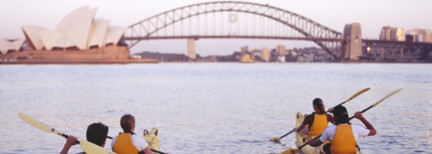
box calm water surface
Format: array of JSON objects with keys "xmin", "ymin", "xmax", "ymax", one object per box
[{"xmin": 0, "ymin": 63, "xmax": 431, "ymax": 153}]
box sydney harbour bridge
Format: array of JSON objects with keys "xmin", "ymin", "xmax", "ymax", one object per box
[{"xmin": 123, "ymin": 1, "xmax": 432, "ymax": 62}]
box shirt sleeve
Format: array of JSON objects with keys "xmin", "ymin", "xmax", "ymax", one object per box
[
  {"xmin": 353, "ymin": 124, "xmax": 370, "ymax": 138},
  {"xmin": 320, "ymin": 127, "xmax": 330, "ymax": 142},
  {"xmin": 111, "ymin": 134, "xmax": 118, "ymax": 148},
  {"xmin": 131, "ymin": 134, "xmax": 149, "ymax": 151}
]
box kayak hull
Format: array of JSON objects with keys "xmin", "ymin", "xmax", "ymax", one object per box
[{"xmin": 143, "ymin": 128, "xmax": 160, "ymax": 151}]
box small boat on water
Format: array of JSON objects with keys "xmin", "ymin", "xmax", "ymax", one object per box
[{"xmin": 143, "ymin": 128, "xmax": 160, "ymax": 151}]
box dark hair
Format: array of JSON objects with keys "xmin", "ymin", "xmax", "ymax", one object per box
[
  {"xmin": 120, "ymin": 114, "xmax": 135, "ymax": 133},
  {"xmin": 332, "ymin": 105, "xmax": 349, "ymax": 124},
  {"xmin": 313, "ymin": 98, "xmax": 325, "ymax": 113},
  {"xmin": 86, "ymin": 122, "xmax": 109, "ymax": 146}
]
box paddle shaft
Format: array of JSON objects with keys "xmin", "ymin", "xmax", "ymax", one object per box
[
  {"xmin": 279, "ymin": 130, "xmax": 295, "ymax": 139},
  {"xmin": 297, "ymin": 88, "xmax": 401, "ymax": 150},
  {"xmin": 326, "ymin": 87, "xmax": 371, "ymax": 113}
]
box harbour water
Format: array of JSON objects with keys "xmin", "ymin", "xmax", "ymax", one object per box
[{"xmin": 0, "ymin": 63, "xmax": 431, "ymax": 153}]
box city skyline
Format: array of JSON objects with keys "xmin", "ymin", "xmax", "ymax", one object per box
[{"xmin": 1, "ymin": 0, "xmax": 431, "ymax": 56}]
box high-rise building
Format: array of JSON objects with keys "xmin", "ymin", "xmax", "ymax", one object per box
[
  {"xmin": 380, "ymin": 26, "xmax": 393, "ymax": 41},
  {"xmin": 241, "ymin": 46, "xmax": 249, "ymax": 52},
  {"xmin": 379, "ymin": 26, "xmax": 405, "ymax": 41},
  {"xmin": 394, "ymin": 28, "xmax": 405, "ymax": 42},
  {"xmin": 406, "ymin": 29, "xmax": 432, "ymax": 43},
  {"xmin": 276, "ymin": 44, "xmax": 287, "ymax": 56},
  {"xmin": 261, "ymin": 47, "xmax": 270, "ymax": 62}
]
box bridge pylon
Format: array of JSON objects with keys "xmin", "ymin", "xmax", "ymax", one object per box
[
  {"xmin": 187, "ymin": 39, "xmax": 196, "ymax": 60},
  {"xmin": 343, "ymin": 23, "xmax": 362, "ymax": 60}
]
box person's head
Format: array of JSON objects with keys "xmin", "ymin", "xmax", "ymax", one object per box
[
  {"xmin": 86, "ymin": 122, "xmax": 109, "ymax": 147},
  {"xmin": 332, "ymin": 105, "xmax": 349, "ymax": 124},
  {"xmin": 120, "ymin": 114, "xmax": 135, "ymax": 133},
  {"xmin": 313, "ymin": 98, "xmax": 325, "ymax": 113}
]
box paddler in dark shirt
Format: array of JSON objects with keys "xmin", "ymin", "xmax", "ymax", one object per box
[
  {"xmin": 293, "ymin": 98, "xmax": 335, "ymax": 136},
  {"xmin": 60, "ymin": 122, "xmax": 109, "ymax": 154}
]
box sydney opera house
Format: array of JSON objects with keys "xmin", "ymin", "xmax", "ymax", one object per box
[{"xmin": 0, "ymin": 6, "xmax": 155, "ymax": 64}]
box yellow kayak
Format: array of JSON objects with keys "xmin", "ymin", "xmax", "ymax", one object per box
[{"xmin": 143, "ymin": 128, "xmax": 160, "ymax": 151}]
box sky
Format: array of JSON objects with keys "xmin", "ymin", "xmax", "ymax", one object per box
[{"xmin": 1, "ymin": 0, "xmax": 431, "ymax": 55}]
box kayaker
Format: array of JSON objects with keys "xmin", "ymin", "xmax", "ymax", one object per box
[
  {"xmin": 293, "ymin": 98, "xmax": 335, "ymax": 136},
  {"xmin": 307, "ymin": 105, "xmax": 377, "ymax": 154},
  {"xmin": 111, "ymin": 114, "xmax": 153, "ymax": 154},
  {"xmin": 60, "ymin": 122, "xmax": 109, "ymax": 154}
]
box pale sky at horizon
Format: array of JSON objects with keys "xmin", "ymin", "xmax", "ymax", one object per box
[{"xmin": 1, "ymin": 0, "xmax": 431, "ymax": 55}]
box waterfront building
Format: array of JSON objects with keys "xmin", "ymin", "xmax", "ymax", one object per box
[
  {"xmin": 379, "ymin": 26, "xmax": 405, "ymax": 42},
  {"xmin": 405, "ymin": 29, "xmax": 432, "ymax": 43},
  {"xmin": 261, "ymin": 47, "xmax": 270, "ymax": 62},
  {"xmin": 0, "ymin": 39, "xmax": 25, "ymax": 55},
  {"xmin": 241, "ymin": 46, "xmax": 249, "ymax": 52},
  {"xmin": 380, "ymin": 26, "xmax": 393, "ymax": 41},
  {"xmin": 0, "ymin": 6, "xmax": 157, "ymax": 64},
  {"xmin": 394, "ymin": 28, "xmax": 405, "ymax": 42},
  {"xmin": 276, "ymin": 44, "xmax": 287, "ymax": 56},
  {"xmin": 22, "ymin": 6, "xmax": 125, "ymax": 51}
]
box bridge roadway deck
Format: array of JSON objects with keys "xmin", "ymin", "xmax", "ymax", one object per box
[{"xmin": 123, "ymin": 35, "xmax": 347, "ymax": 42}]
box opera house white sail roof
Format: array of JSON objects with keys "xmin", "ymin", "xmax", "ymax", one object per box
[{"xmin": 0, "ymin": 6, "xmax": 126, "ymax": 54}]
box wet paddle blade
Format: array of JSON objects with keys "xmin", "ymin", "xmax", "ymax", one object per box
[
  {"xmin": 269, "ymin": 137, "xmax": 281, "ymax": 143},
  {"xmin": 80, "ymin": 140, "xmax": 116, "ymax": 154},
  {"xmin": 372, "ymin": 88, "xmax": 401, "ymax": 107},
  {"xmin": 281, "ymin": 148, "xmax": 298, "ymax": 154},
  {"xmin": 344, "ymin": 87, "xmax": 371, "ymax": 103},
  {"xmin": 18, "ymin": 113, "xmax": 64, "ymax": 136}
]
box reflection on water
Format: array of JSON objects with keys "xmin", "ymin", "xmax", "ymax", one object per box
[{"xmin": 0, "ymin": 63, "xmax": 431, "ymax": 153}]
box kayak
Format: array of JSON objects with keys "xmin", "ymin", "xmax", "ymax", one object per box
[
  {"xmin": 295, "ymin": 112, "xmax": 322, "ymax": 154},
  {"xmin": 294, "ymin": 112, "xmax": 362, "ymax": 154},
  {"xmin": 143, "ymin": 128, "xmax": 160, "ymax": 151}
]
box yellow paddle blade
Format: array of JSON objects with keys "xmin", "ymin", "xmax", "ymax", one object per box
[
  {"xmin": 345, "ymin": 87, "xmax": 371, "ymax": 103},
  {"xmin": 281, "ymin": 148, "xmax": 298, "ymax": 154},
  {"xmin": 269, "ymin": 137, "xmax": 280, "ymax": 143},
  {"xmin": 18, "ymin": 113, "xmax": 64, "ymax": 136},
  {"xmin": 80, "ymin": 140, "xmax": 116, "ymax": 154},
  {"xmin": 372, "ymin": 88, "xmax": 402, "ymax": 107}
]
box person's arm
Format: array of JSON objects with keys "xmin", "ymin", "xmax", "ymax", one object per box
[
  {"xmin": 327, "ymin": 114, "xmax": 335, "ymax": 124},
  {"xmin": 293, "ymin": 115, "xmax": 311, "ymax": 132},
  {"xmin": 141, "ymin": 147, "xmax": 153, "ymax": 154},
  {"xmin": 354, "ymin": 112, "xmax": 376, "ymax": 136},
  {"xmin": 294, "ymin": 123, "xmax": 306, "ymax": 133},
  {"xmin": 309, "ymin": 126, "xmax": 331, "ymax": 147},
  {"xmin": 307, "ymin": 138, "xmax": 323, "ymax": 147},
  {"xmin": 60, "ymin": 135, "xmax": 78, "ymax": 154}
]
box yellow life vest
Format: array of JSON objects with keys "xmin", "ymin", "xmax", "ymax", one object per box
[
  {"xmin": 330, "ymin": 124, "xmax": 358, "ymax": 154},
  {"xmin": 112, "ymin": 133, "xmax": 140, "ymax": 154},
  {"xmin": 308, "ymin": 113, "xmax": 328, "ymax": 136}
]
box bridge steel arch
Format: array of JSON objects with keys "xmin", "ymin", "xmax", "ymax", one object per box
[{"xmin": 125, "ymin": 1, "xmax": 345, "ymax": 59}]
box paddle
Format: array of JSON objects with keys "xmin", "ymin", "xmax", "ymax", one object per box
[
  {"xmin": 18, "ymin": 113, "xmax": 115, "ymax": 154},
  {"xmin": 282, "ymin": 88, "xmax": 401, "ymax": 154},
  {"xmin": 269, "ymin": 87, "xmax": 371, "ymax": 143}
]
